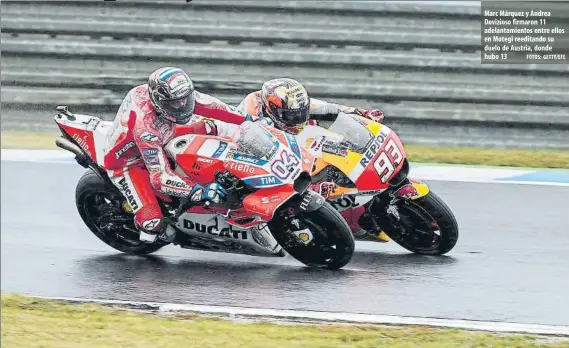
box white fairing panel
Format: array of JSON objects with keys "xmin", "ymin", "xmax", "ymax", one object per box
[
  {"xmin": 55, "ymin": 111, "xmax": 112, "ymax": 166},
  {"xmin": 231, "ymin": 122, "xmax": 306, "ymax": 187},
  {"xmin": 56, "ymin": 112, "xmax": 100, "ymax": 130},
  {"xmin": 92, "ymin": 120, "xmax": 113, "ymax": 166},
  {"xmin": 164, "ymin": 135, "xmax": 195, "ymax": 158},
  {"xmin": 164, "ymin": 135, "xmax": 234, "ymax": 160},
  {"xmin": 196, "ymin": 138, "xmax": 232, "ymax": 159},
  {"xmin": 295, "ymin": 125, "xmax": 345, "ymax": 158}
]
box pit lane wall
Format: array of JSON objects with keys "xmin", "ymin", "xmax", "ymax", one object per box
[{"xmin": 1, "ymin": 0, "xmax": 568, "ymax": 149}]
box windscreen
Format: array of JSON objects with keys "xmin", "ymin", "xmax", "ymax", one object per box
[
  {"xmin": 327, "ymin": 112, "xmax": 373, "ymax": 153},
  {"xmin": 234, "ymin": 121, "xmax": 276, "ymax": 159}
]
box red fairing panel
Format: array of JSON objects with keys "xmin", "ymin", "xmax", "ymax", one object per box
[
  {"xmin": 300, "ymin": 147, "xmax": 316, "ymax": 174},
  {"xmin": 176, "ymin": 152, "xmax": 225, "ymax": 185},
  {"xmin": 241, "ymin": 185, "xmax": 297, "ymax": 221},
  {"xmin": 223, "ymin": 161, "xmax": 270, "ymax": 179},
  {"xmin": 58, "ymin": 124, "xmax": 98, "ymax": 162},
  {"xmin": 355, "ymin": 132, "xmax": 407, "ymax": 190}
]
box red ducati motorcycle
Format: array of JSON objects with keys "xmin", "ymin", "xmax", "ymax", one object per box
[{"xmin": 53, "ymin": 106, "xmax": 355, "ymax": 270}]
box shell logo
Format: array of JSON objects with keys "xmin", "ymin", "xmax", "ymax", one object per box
[{"xmin": 122, "ymin": 201, "xmax": 134, "ymax": 213}]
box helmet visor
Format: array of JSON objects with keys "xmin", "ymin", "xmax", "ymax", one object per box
[
  {"xmin": 160, "ymin": 91, "xmax": 196, "ymax": 121},
  {"xmin": 274, "ymin": 103, "xmax": 310, "ymax": 126}
]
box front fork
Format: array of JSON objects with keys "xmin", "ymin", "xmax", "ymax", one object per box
[{"xmin": 361, "ymin": 177, "xmax": 431, "ymax": 235}]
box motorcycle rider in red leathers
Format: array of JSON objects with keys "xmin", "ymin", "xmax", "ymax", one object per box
[
  {"xmin": 235, "ymin": 78, "xmax": 389, "ymax": 242},
  {"xmin": 103, "ymin": 67, "xmax": 244, "ymax": 242}
]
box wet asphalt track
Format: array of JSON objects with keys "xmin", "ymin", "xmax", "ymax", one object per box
[{"xmin": 2, "ymin": 161, "xmax": 569, "ymax": 326}]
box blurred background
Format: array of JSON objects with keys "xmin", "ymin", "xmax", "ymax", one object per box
[{"xmin": 1, "ymin": 0, "xmax": 568, "ymax": 149}]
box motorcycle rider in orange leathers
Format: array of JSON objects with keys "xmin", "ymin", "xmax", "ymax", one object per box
[{"xmin": 235, "ymin": 78, "xmax": 389, "ymax": 242}]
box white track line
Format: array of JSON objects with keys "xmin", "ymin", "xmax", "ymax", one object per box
[
  {"xmin": 3, "ymin": 149, "xmax": 569, "ymax": 187},
  {"xmin": 35, "ymin": 296, "xmax": 569, "ymax": 336},
  {"xmin": 422, "ymin": 178, "xmax": 569, "ymax": 187}
]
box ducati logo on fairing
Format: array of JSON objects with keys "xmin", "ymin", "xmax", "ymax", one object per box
[
  {"xmin": 182, "ymin": 217, "xmax": 248, "ymax": 240},
  {"xmin": 197, "ymin": 157, "xmax": 214, "ymax": 164},
  {"xmin": 359, "ymin": 130, "xmax": 389, "ymax": 167},
  {"xmin": 165, "ymin": 179, "xmax": 189, "ymax": 189},
  {"xmin": 118, "ymin": 178, "xmax": 139, "ymax": 210}
]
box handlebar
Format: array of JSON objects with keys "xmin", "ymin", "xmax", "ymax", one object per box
[{"xmin": 170, "ymin": 172, "xmax": 233, "ymax": 220}]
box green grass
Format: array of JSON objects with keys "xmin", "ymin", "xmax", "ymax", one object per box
[
  {"xmin": 2, "ymin": 294, "xmax": 568, "ymax": 348},
  {"xmin": 2, "ymin": 131, "xmax": 569, "ymax": 169}
]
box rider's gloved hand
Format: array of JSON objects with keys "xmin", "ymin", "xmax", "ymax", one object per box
[
  {"xmin": 356, "ymin": 108, "xmax": 385, "ymax": 123},
  {"xmin": 189, "ymin": 183, "xmax": 227, "ymax": 204},
  {"xmin": 309, "ymin": 181, "xmax": 337, "ymax": 199}
]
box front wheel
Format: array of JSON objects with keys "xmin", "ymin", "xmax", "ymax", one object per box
[
  {"xmin": 75, "ymin": 170, "xmax": 167, "ymax": 255},
  {"xmin": 375, "ymin": 191, "xmax": 459, "ymax": 255},
  {"xmin": 268, "ymin": 202, "xmax": 355, "ymax": 270}
]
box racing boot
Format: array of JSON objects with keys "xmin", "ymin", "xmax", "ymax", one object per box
[
  {"xmin": 345, "ymin": 206, "xmax": 391, "ymax": 243},
  {"xmin": 138, "ymin": 224, "xmax": 176, "ymax": 243},
  {"xmin": 311, "ymin": 181, "xmax": 390, "ymax": 242},
  {"xmin": 134, "ymin": 208, "xmax": 176, "ymax": 244}
]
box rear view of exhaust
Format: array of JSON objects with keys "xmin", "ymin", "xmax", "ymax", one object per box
[{"xmin": 55, "ymin": 136, "xmax": 84, "ymax": 157}]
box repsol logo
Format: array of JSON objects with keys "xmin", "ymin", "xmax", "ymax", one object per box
[
  {"xmin": 115, "ymin": 141, "xmax": 135, "ymax": 159},
  {"xmin": 359, "ymin": 130, "xmax": 389, "ymax": 167},
  {"xmin": 182, "ymin": 218, "xmax": 247, "ymax": 240},
  {"xmin": 330, "ymin": 196, "xmax": 360, "ymax": 211},
  {"xmin": 118, "ymin": 178, "xmax": 139, "ymax": 210}
]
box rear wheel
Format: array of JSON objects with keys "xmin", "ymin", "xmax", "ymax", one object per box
[
  {"xmin": 268, "ymin": 202, "xmax": 355, "ymax": 270},
  {"xmin": 375, "ymin": 191, "xmax": 459, "ymax": 255},
  {"xmin": 75, "ymin": 170, "xmax": 167, "ymax": 255}
]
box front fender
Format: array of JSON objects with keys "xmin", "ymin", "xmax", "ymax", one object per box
[
  {"xmin": 392, "ymin": 177, "xmax": 430, "ymax": 200},
  {"xmin": 291, "ymin": 189, "xmax": 326, "ymax": 213},
  {"xmin": 410, "ymin": 177, "xmax": 430, "ymax": 200}
]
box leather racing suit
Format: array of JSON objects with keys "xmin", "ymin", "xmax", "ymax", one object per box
[
  {"xmin": 103, "ymin": 84, "xmax": 243, "ymax": 234},
  {"xmin": 235, "ymin": 91, "xmax": 386, "ymax": 238}
]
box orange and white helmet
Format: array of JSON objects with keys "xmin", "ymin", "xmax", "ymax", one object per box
[{"xmin": 261, "ymin": 78, "xmax": 310, "ymax": 134}]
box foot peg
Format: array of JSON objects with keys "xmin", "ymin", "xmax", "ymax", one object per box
[{"xmin": 158, "ymin": 225, "xmax": 177, "ymax": 243}]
